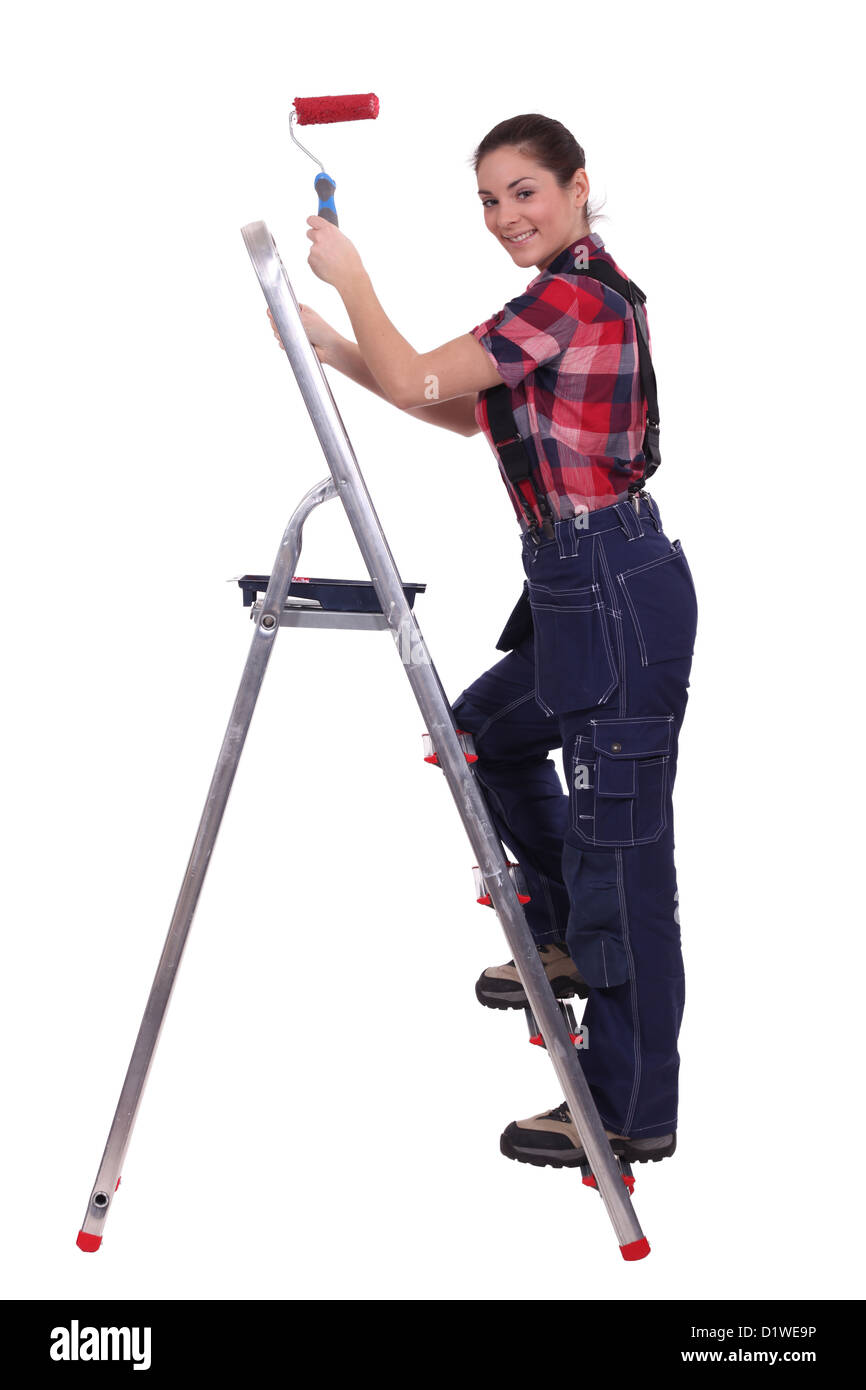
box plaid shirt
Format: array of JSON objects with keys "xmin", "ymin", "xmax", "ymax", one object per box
[{"xmin": 470, "ymin": 231, "xmax": 650, "ymax": 529}]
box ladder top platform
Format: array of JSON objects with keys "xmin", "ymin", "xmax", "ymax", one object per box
[{"xmin": 235, "ymin": 574, "xmax": 426, "ymax": 612}]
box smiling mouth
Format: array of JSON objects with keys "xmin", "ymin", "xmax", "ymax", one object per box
[{"xmin": 503, "ymin": 229, "xmax": 538, "ymax": 244}]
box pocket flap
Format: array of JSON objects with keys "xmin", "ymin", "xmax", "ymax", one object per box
[{"xmin": 591, "ymin": 716, "xmax": 673, "ymax": 759}]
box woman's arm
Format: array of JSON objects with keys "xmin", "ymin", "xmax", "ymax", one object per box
[
  {"xmin": 339, "ymin": 270, "xmax": 503, "ymax": 408},
  {"xmin": 328, "ymin": 335, "xmax": 480, "ymax": 436},
  {"xmin": 304, "ymin": 217, "xmax": 504, "ymax": 409}
]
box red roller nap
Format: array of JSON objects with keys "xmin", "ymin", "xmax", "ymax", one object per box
[{"xmin": 293, "ymin": 94, "xmax": 379, "ymax": 126}]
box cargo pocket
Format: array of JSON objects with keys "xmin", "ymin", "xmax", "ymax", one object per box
[
  {"xmin": 527, "ymin": 579, "xmax": 617, "ymax": 715},
  {"xmin": 616, "ymin": 539, "xmax": 698, "ymax": 666},
  {"xmin": 571, "ymin": 715, "xmax": 673, "ymax": 846}
]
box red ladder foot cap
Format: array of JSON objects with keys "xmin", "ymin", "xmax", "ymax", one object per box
[{"xmin": 620, "ymin": 1236, "xmax": 650, "ymax": 1261}]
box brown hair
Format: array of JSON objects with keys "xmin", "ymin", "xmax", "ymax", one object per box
[{"xmin": 470, "ymin": 113, "xmax": 604, "ymax": 229}]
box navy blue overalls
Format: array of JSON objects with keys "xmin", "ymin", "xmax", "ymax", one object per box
[{"xmin": 450, "ymin": 493, "xmax": 697, "ymax": 1139}]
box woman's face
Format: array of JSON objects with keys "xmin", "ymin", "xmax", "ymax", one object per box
[{"xmin": 476, "ymin": 146, "xmax": 589, "ymax": 272}]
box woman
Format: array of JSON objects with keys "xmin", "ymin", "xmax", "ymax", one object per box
[{"xmin": 273, "ymin": 113, "xmax": 698, "ymax": 1172}]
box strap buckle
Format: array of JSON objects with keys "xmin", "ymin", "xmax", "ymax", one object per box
[
  {"xmin": 525, "ymin": 515, "xmax": 555, "ymax": 544},
  {"xmin": 628, "ymin": 479, "xmax": 647, "ymax": 514},
  {"xmin": 528, "ymin": 515, "xmax": 556, "ymax": 541}
]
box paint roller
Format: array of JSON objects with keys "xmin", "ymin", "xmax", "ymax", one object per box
[{"xmin": 289, "ymin": 93, "xmax": 379, "ymax": 227}]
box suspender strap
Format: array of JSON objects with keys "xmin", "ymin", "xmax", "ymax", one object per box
[
  {"xmin": 484, "ymin": 382, "xmax": 556, "ymax": 536},
  {"xmin": 573, "ymin": 259, "xmax": 661, "ymax": 491}
]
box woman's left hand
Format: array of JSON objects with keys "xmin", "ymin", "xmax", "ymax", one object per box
[{"xmin": 306, "ymin": 215, "xmax": 365, "ymax": 291}]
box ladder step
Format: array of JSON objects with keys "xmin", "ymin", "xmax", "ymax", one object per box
[
  {"xmin": 581, "ymin": 1159, "xmax": 636, "ymax": 1196},
  {"xmin": 525, "ymin": 1001, "xmax": 585, "ymax": 1049},
  {"xmin": 473, "ymin": 860, "xmax": 530, "ymax": 905},
  {"xmin": 422, "ymin": 729, "xmax": 477, "ymax": 764}
]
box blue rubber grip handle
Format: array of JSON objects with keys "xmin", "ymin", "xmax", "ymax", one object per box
[{"xmin": 315, "ymin": 171, "xmax": 338, "ymax": 227}]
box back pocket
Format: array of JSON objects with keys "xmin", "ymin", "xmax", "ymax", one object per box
[
  {"xmin": 572, "ymin": 715, "xmax": 673, "ymax": 846},
  {"xmin": 527, "ymin": 580, "xmax": 617, "ymax": 715},
  {"xmin": 616, "ymin": 539, "xmax": 698, "ymax": 666}
]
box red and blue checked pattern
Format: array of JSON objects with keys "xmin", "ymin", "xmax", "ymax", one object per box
[{"xmin": 471, "ymin": 232, "xmax": 650, "ymax": 527}]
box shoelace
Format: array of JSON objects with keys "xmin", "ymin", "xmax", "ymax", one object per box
[{"xmin": 546, "ymin": 1101, "xmax": 571, "ymax": 1123}]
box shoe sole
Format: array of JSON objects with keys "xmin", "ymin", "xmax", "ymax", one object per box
[
  {"xmin": 500, "ymin": 1130, "xmax": 676, "ymax": 1168},
  {"xmin": 475, "ymin": 977, "xmax": 588, "ymax": 1010}
]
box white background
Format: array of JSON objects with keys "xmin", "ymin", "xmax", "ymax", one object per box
[{"xmin": 2, "ymin": 0, "xmax": 862, "ymax": 1302}]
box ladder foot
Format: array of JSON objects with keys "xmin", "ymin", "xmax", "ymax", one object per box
[
  {"xmin": 620, "ymin": 1236, "xmax": 651, "ymax": 1261},
  {"xmin": 76, "ymin": 1230, "xmax": 102, "ymax": 1253}
]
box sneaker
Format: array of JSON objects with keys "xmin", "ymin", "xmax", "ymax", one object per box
[
  {"xmin": 475, "ymin": 941, "xmax": 588, "ymax": 1010},
  {"xmin": 500, "ymin": 1101, "xmax": 676, "ymax": 1169}
]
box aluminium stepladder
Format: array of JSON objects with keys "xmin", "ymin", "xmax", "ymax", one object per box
[{"xmin": 75, "ymin": 220, "xmax": 651, "ymax": 1261}]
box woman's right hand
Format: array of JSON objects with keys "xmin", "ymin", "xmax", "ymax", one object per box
[{"xmin": 267, "ymin": 304, "xmax": 340, "ymax": 366}]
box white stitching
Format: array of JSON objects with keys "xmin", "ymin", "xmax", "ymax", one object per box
[
  {"xmin": 617, "ymin": 571, "xmax": 648, "ymax": 666},
  {"xmin": 616, "ymin": 544, "xmax": 683, "ymax": 583},
  {"xmin": 595, "ymin": 540, "xmax": 626, "ymax": 712},
  {"xmin": 616, "ymin": 845, "xmax": 641, "ymax": 1133},
  {"xmin": 539, "ymin": 871, "xmax": 562, "ymax": 937},
  {"xmin": 527, "ymin": 579, "xmax": 598, "ymax": 596},
  {"xmin": 529, "ymin": 602, "xmax": 600, "ymax": 612},
  {"xmin": 474, "ymin": 690, "xmax": 539, "ymax": 742}
]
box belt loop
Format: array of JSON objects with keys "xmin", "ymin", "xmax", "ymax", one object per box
[
  {"xmin": 645, "ymin": 494, "xmax": 662, "ymax": 531},
  {"xmin": 613, "ymin": 500, "xmax": 644, "ymax": 540},
  {"xmin": 555, "ymin": 515, "xmax": 580, "ymax": 559}
]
